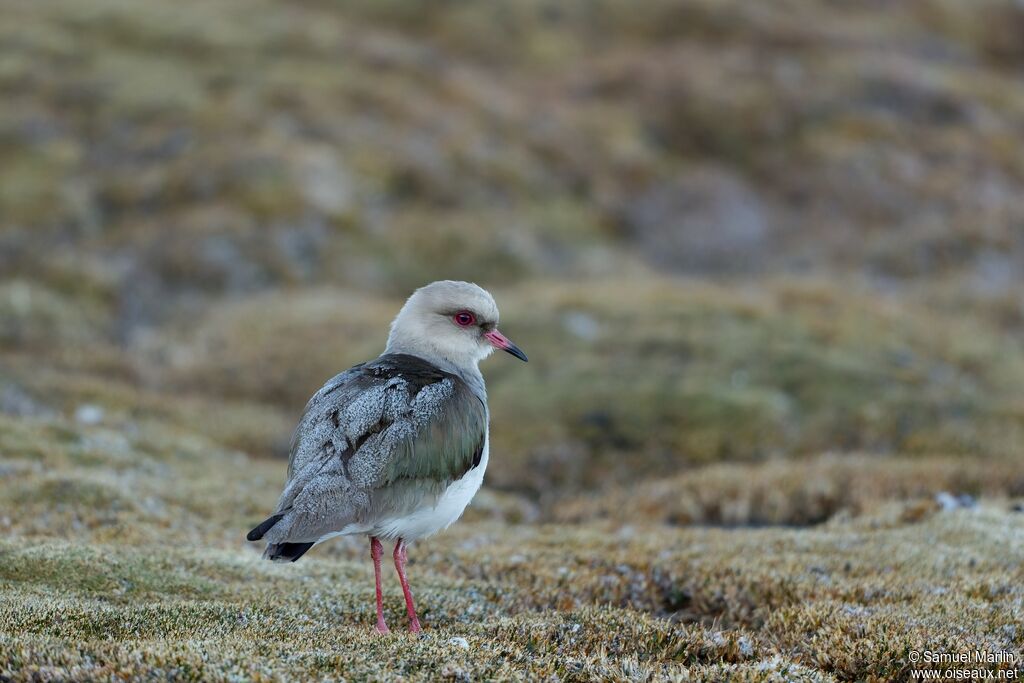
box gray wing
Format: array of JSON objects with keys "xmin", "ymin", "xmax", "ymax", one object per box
[{"xmin": 259, "ymin": 354, "xmax": 487, "ymax": 545}]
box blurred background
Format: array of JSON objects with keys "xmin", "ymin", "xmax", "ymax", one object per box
[
  {"xmin": 4, "ymin": 2, "xmax": 1024, "ymax": 678},
  {"xmin": 3, "ymin": 0, "xmax": 1024, "ymax": 524}
]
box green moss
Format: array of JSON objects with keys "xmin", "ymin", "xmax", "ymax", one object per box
[
  {"xmin": 2, "ymin": 0, "xmax": 1024, "ymax": 678},
  {"xmin": 1, "ymin": 405, "xmax": 1020, "ymax": 679}
]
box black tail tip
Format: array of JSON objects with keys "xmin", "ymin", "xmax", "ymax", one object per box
[
  {"xmin": 247, "ymin": 513, "xmax": 285, "ymax": 542},
  {"xmin": 267, "ymin": 542, "xmax": 315, "ymax": 563}
]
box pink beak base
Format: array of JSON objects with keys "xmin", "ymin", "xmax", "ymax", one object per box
[{"xmin": 484, "ymin": 330, "xmax": 528, "ymax": 362}]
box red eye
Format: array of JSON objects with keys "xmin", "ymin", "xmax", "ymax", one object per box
[{"xmin": 454, "ymin": 311, "xmax": 476, "ymax": 326}]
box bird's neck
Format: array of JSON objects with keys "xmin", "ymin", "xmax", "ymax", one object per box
[{"xmin": 382, "ymin": 342, "xmax": 487, "ymax": 402}]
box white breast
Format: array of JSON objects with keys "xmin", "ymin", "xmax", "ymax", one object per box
[{"xmin": 371, "ymin": 432, "xmax": 489, "ymax": 541}]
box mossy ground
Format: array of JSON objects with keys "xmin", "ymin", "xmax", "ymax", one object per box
[
  {"xmin": 1, "ymin": 404, "xmax": 1022, "ymax": 681},
  {"xmin": 3, "ymin": 0, "xmax": 1024, "ymax": 679}
]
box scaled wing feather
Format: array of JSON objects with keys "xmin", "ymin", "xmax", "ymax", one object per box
[{"xmin": 264, "ymin": 354, "xmax": 487, "ymax": 544}]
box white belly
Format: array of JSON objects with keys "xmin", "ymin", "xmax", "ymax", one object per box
[{"xmin": 370, "ymin": 433, "xmax": 489, "ymax": 541}]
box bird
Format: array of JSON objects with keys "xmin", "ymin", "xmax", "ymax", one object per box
[{"xmin": 246, "ymin": 280, "xmax": 527, "ymax": 634}]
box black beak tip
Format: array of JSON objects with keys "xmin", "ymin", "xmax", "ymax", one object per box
[{"xmin": 505, "ymin": 345, "xmax": 528, "ymax": 362}]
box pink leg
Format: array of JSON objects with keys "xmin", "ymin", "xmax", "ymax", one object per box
[
  {"xmin": 370, "ymin": 537, "xmax": 389, "ymax": 634},
  {"xmin": 393, "ymin": 539, "xmax": 422, "ymax": 633}
]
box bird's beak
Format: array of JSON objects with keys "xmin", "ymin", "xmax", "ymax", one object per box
[{"xmin": 484, "ymin": 329, "xmax": 528, "ymax": 362}]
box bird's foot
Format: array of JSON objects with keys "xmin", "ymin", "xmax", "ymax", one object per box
[
  {"xmin": 408, "ymin": 618, "xmax": 422, "ymax": 634},
  {"xmin": 375, "ymin": 620, "xmax": 391, "ymax": 635}
]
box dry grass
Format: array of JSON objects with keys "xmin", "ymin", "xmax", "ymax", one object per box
[
  {"xmin": 3, "ymin": 0, "xmax": 1024, "ymax": 678},
  {"xmin": 3, "ymin": 0, "xmax": 1024, "ymax": 297},
  {"xmin": 555, "ymin": 453, "xmax": 1024, "ymax": 527},
  {"xmin": 121, "ymin": 277, "xmax": 1024, "ymax": 497},
  {"xmin": 1, "ymin": 412, "xmax": 1022, "ymax": 681}
]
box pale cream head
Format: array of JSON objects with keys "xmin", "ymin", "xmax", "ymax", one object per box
[{"xmin": 385, "ymin": 280, "xmax": 526, "ymax": 371}]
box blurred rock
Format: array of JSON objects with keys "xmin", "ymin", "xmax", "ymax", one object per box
[
  {"xmin": 295, "ymin": 148, "xmax": 354, "ymax": 217},
  {"xmin": 620, "ymin": 167, "xmax": 772, "ymax": 274},
  {"xmin": 463, "ymin": 488, "xmax": 540, "ymax": 525},
  {"xmin": 0, "ymin": 383, "xmax": 53, "ymax": 418},
  {"xmin": 448, "ymin": 637, "xmax": 470, "ymax": 650},
  {"xmin": 562, "ymin": 311, "xmax": 600, "ymax": 341},
  {"xmin": 74, "ymin": 404, "xmax": 105, "ymax": 426},
  {"xmin": 935, "ymin": 491, "xmax": 977, "ymax": 511}
]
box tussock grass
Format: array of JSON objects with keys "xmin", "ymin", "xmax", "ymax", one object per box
[
  {"xmin": 3, "ymin": 0, "xmax": 1024, "ymax": 678},
  {"xmin": 1, "ymin": 414, "xmax": 1022, "ymax": 680},
  {"xmin": 555, "ymin": 453, "xmax": 1024, "ymax": 527},
  {"xmin": 129, "ymin": 277, "xmax": 1024, "ymax": 497}
]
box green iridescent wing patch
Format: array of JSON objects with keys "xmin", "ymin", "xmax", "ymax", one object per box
[{"xmin": 379, "ymin": 372, "xmax": 487, "ymax": 487}]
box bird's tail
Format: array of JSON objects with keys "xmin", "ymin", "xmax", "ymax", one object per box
[
  {"xmin": 264, "ymin": 541, "xmax": 315, "ymax": 562},
  {"xmin": 246, "ymin": 513, "xmax": 285, "ymax": 542},
  {"xmin": 246, "ymin": 512, "xmax": 315, "ymax": 563}
]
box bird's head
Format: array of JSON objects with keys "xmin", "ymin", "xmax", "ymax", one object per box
[{"xmin": 385, "ymin": 280, "xmax": 528, "ymax": 370}]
